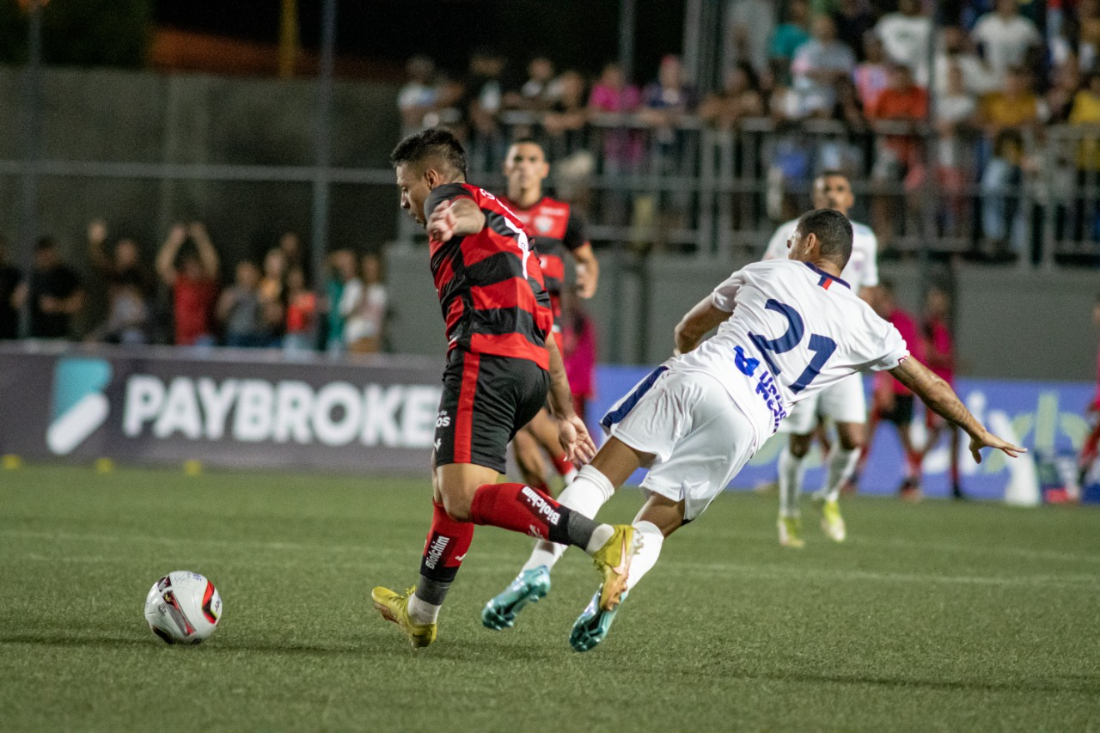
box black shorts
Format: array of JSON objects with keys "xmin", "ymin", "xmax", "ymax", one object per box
[
  {"xmin": 434, "ymin": 350, "xmax": 550, "ymax": 473},
  {"xmin": 879, "ymin": 394, "xmax": 915, "ymax": 426}
]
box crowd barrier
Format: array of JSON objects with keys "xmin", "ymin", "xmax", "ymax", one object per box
[{"xmin": 2, "ymin": 344, "xmax": 1094, "ymax": 504}]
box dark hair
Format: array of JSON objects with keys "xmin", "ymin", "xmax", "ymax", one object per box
[
  {"xmin": 390, "ymin": 127, "xmax": 467, "ymax": 179},
  {"xmin": 796, "ymin": 208, "xmax": 852, "ymax": 270},
  {"xmin": 880, "ymin": 277, "xmax": 896, "ymax": 295},
  {"xmin": 35, "ymin": 236, "xmax": 57, "ymax": 252}
]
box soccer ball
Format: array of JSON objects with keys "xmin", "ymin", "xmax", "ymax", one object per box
[{"xmin": 144, "ymin": 571, "xmax": 222, "ymax": 644}]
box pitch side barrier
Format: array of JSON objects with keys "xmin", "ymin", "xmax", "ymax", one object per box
[
  {"xmin": 1, "ymin": 344, "xmax": 1094, "ymax": 503},
  {"xmin": 0, "ymin": 343, "xmax": 443, "ymax": 475}
]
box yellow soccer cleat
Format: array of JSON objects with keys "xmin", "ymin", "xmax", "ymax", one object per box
[
  {"xmin": 590, "ymin": 525, "xmax": 642, "ymax": 612},
  {"xmin": 813, "ymin": 494, "xmax": 847, "ymax": 543},
  {"xmin": 777, "ymin": 515, "xmax": 805, "ymax": 549},
  {"xmin": 371, "ymin": 586, "xmax": 437, "ymax": 649}
]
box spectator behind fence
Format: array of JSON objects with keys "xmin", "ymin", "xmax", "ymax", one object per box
[
  {"xmin": 259, "ymin": 247, "xmax": 287, "ymax": 344},
  {"xmin": 1048, "ymin": 58, "xmax": 1083, "ymax": 124},
  {"xmin": 727, "ymin": 0, "xmax": 777, "ymax": 75},
  {"xmin": 0, "ymin": 236, "xmax": 21, "ymax": 340},
  {"xmin": 1081, "ymin": 0, "xmax": 1100, "ymax": 72},
  {"xmin": 875, "ymin": 0, "xmax": 932, "ymax": 83},
  {"xmin": 854, "ymin": 32, "xmax": 890, "ymax": 111},
  {"xmin": 283, "ymin": 265, "xmax": 318, "ymax": 355},
  {"xmin": 700, "ymin": 61, "xmax": 765, "ymax": 128},
  {"xmin": 12, "ymin": 236, "xmax": 84, "ymax": 340},
  {"xmin": 832, "ymin": 0, "xmax": 876, "ymax": 61},
  {"xmin": 971, "ymin": 0, "xmax": 1043, "ymax": 84},
  {"xmin": 218, "ymin": 259, "xmax": 267, "ymax": 348},
  {"xmin": 979, "ymin": 67, "xmax": 1048, "ymax": 258},
  {"xmin": 156, "ymin": 222, "xmax": 219, "ymax": 346},
  {"xmin": 866, "ymin": 63, "xmax": 928, "ymax": 246},
  {"xmin": 588, "ymin": 62, "xmax": 644, "ymax": 171},
  {"xmin": 934, "ymin": 26, "xmax": 999, "ymax": 98},
  {"xmin": 543, "ymin": 70, "xmax": 589, "ymax": 145},
  {"xmin": 769, "ymin": 0, "xmax": 811, "ymax": 82},
  {"xmin": 791, "ymin": 14, "xmax": 856, "ymax": 118},
  {"xmin": 325, "ymin": 249, "xmax": 356, "ymax": 353},
  {"xmin": 278, "ymin": 230, "xmax": 304, "ymax": 271},
  {"xmin": 1067, "ymin": 74, "xmax": 1100, "ymax": 241},
  {"xmin": 933, "ymin": 62, "xmax": 978, "ymax": 233},
  {"xmin": 398, "ymin": 55, "xmax": 439, "ymax": 129},
  {"xmin": 342, "ymin": 253, "xmax": 387, "ymax": 355},
  {"xmin": 517, "ymin": 56, "xmax": 561, "ymax": 111},
  {"xmin": 87, "ymin": 219, "xmax": 153, "ymax": 345},
  {"xmin": 641, "ymin": 55, "xmax": 697, "ymax": 132},
  {"xmin": 464, "ymin": 48, "xmax": 510, "ymax": 136}
]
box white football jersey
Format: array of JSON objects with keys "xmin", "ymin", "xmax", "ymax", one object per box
[
  {"xmin": 762, "ymin": 218, "xmax": 879, "ymax": 290},
  {"xmin": 673, "ymin": 260, "xmax": 908, "ymax": 444}
]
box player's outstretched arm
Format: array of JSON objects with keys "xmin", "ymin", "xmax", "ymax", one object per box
[
  {"xmin": 889, "ymin": 357, "xmax": 1026, "ymax": 464},
  {"xmin": 545, "ymin": 333, "xmax": 597, "ymax": 464},
  {"xmin": 426, "ymin": 199, "xmax": 486, "ymax": 242},
  {"xmin": 674, "ymin": 296, "xmax": 730, "ymax": 355}
]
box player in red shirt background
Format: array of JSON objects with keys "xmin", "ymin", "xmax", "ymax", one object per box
[
  {"xmin": 858, "ymin": 278, "xmax": 926, "ymax": 500},
  {"xmin": 1079, "ymin": 294, "xmax": 1100, "ymax": 486},
  {"xmin": 501, "ymin": 139, "xmax": 600, "ymax": 493},
  {"xmin": 919, "ymin": 285, "xmax": 965, "ymax": 499}
]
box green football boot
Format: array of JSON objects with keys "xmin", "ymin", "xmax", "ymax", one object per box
[
  {"xmin": 570, "ymin": 585, "xmax": 628, "ymax": 652},
  {"xmin": 481, "ymin": 566, "xmax": 552, "ymax": 631}
]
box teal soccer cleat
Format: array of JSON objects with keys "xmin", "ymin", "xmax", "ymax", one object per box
[
  {"xmin": 481, "ymin": 566, "xmax": 551, "ymax": 630},
  {"xmin": 569, "ymin": 586, "xmax": 628, "ymax": 652}
]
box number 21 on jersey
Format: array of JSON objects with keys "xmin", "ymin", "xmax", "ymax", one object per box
[{"xmin": 736, "ymin": 299, "xmax": 836, "ymax": 393}]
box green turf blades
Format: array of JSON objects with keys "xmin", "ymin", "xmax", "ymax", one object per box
[
  {"xmin": 2, "ymin": 466, "xmax": 1099, "ymax": 732},
  {"xmin": 482, "ymin": 565, "xmax": 551, "ymax": 630},
  {"xmin": 569, "ymin": 586, "xmax": 627, "ymax": 652}
]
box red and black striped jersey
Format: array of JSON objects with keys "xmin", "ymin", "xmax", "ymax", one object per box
[
  {"xmin": 501, "ymin": 195, "xmax": 588, "ymax": 321},
  {"xmin": 425, "ymin": 182, "xmax": 554, "ymax": 370}
]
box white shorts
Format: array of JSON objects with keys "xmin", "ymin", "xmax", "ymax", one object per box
[
  {"xmin": 600, "ymin": 368, "xmax": 758, "ymax": 521},
  {"xmin": 782, "ymin": 372, "xmax": 867, "ymax": 435}
]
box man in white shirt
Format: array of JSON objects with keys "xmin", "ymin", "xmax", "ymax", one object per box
[
  {"xmin": 875, "ymin": 0, "xmax": 933, "ymax": 82},
  {"xmin": 762, "ymin": 171, "xmax": 877, "ymax": 547},
  {"xmin": 481, "ymin": 209, "xmax": 1023, "ymax": 651},
  {"xmin": 971, "ymin": 0, "xmax": 1042, "ymax": 83}
]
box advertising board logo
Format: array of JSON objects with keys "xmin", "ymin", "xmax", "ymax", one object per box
[{"xmin": 48, "ymin": 357, "xmax": 113, "ymax": 455}]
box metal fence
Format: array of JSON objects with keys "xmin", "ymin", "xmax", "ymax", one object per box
[{"xmin": 451, "ymin": 113, "xmax": 1100, "ymax": 269}]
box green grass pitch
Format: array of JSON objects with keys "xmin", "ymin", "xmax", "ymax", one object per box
[{"xmin": 1, "ymin": 465, "xmax": 1098, "ymax": 732}]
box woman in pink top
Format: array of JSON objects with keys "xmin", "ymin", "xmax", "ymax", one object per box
[{"xmin": 588, "ymin": 62, "xmax": 644, "ymax": 171}]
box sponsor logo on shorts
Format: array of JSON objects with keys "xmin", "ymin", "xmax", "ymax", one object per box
[{"xmin": 521, "ymin": 486, "xmax": 561, "ymax": 526}]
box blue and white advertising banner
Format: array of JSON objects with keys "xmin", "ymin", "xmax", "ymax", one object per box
[{"xmin": 591, "ymin": 366, "xmax": 1096, "ymax": 503}]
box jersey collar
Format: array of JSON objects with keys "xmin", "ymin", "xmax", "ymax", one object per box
[{"xmin": 803, "ymin": 262, "xmax": 851, "ymax": 289}]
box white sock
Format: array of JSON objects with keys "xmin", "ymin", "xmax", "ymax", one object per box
[
  {"xmin": 407, "ymin": 593, "xmax": 441, "ymax": 625},
  {"xmin": 625, "ymin": 521, "xmax": 665, "ymax": 590},
  {"xmin": 823, "ymin": 447, "xmax": 860, "ymax": 503},
  {"xmin": 562, "ymin": 466, "xmax": 578, "ymax": 485},
  {"xmin": 522, "ymin": 464, "xmax": 616, "ymax": 572},
  {"xmin": 778, "ymin": 446, "xmax": 806, "ymax": 518}
]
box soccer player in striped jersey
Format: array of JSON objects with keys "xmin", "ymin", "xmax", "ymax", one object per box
[
  {"xmin": 761, "ymin": 171, "xmax": 879, "ymax": 547},
  {"xmin": 372, "ymin": 128, "xmax": 638, "ymax": 648},
  {"xmin": 501, "ymin": 139, "xmax": 600, "ymax": 494},
  {"xmin": 482, "ymin": 209, "xmax": 1023, "ymax": 651}
]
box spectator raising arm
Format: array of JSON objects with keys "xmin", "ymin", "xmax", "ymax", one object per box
[
  {"xmin": 156, "ymin": 224, "xmax": 188, "ymax": 286},
  {"xmin": 188, "ymin": 222, "xmax": 220, "ymax": 280}
]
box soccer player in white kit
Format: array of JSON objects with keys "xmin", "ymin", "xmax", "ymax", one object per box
[
  {"xmin": 481, "ymin": 209, "xmax": 1024, "ymax": 651},
  {"xmin": 762, "ymin": 171, "xmax": 878, "ymax": 547}
]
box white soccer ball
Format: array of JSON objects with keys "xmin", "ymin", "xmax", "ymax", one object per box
[{"xmin": 144, "ymin": 571, "xmax": 222, "ymax": 644}]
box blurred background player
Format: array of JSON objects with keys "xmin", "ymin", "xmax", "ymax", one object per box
[
  {"xmin": 1078, "ymin": 294, "xmax": 1100, "ymax": 486},
  {"xmin": 501, "ymin": 138, "xmax": 600, "ymax": 494},
  {"xmin": 761, "ymin": 171, "xmax": 879, "ymax": 547},
  {"xmin": 860, "ymin": 278, "xmax": 925, "ymax": 500},
  {"xmin": 918, "ymin": 285, "xmax": 964, "ymax": 499}
]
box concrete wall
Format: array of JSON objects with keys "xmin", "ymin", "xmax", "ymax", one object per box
[{"xmin": 386, "ymin": 245, "xmax": 1098, "ymax": 382}]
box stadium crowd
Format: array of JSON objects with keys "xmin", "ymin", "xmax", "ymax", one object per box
[
  {"xmin": 398, "ymin": 0, "xmax": 1100, "ymax": 260},
  {"xmin": 0, "ymin": 223, "xmax": 389, "ymax": 352}
]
